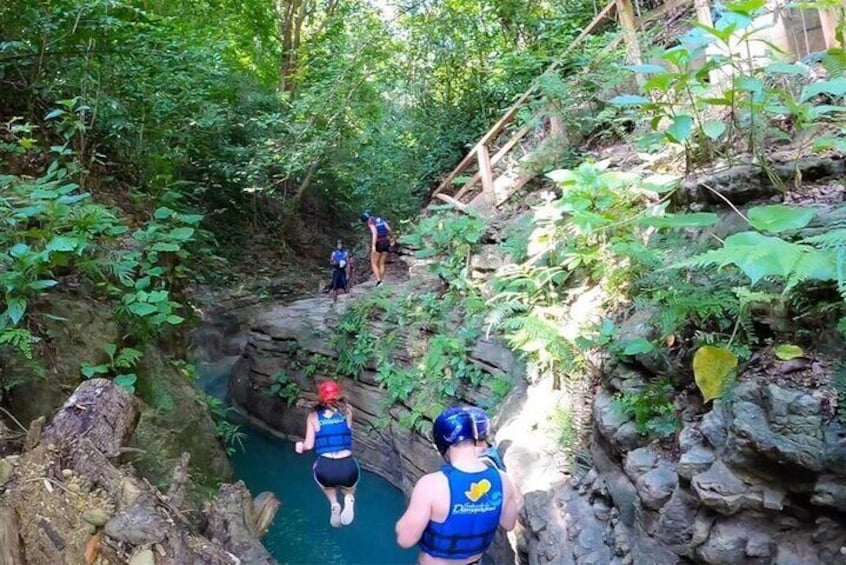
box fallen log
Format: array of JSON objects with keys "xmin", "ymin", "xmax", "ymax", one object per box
[
  {"xmin": 0, "ymin": 506, "xmax": 23, "ymax": 565},
  {"xmin": 0, "ymin": 379, "xmax": 280, "ymax": 565},
  {"xmin": 204, "ymin": 482, "xmax": 278, "ymax": 565}
]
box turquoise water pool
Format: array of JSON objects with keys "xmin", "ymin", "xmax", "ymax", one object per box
[{"xmin": 231, "ymin": 426, "xmax": 416, "ymax": 565}]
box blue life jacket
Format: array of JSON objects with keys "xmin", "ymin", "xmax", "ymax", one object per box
[
  {"xmin": 419, "ymin": 464, "xmax": 503, "ymax": 560},
  {"xmin": 331, "ymin": 249, "xmax": 348, "ymax": 267},
  {"xmin": 314, "ymin": 409, "xmax": 352, "ymax": 455},
  {"xmin": 371, "ymin": 217, "xmax": 389, "ymax": 238}
]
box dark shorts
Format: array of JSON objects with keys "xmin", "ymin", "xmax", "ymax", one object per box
[
  {"xmin": 375, "ymin": 238, "xmax": 390, "ymax": 253},
  {"xmin": 313, "ymin": 455, "xmax": 360, "ymax": 488},
  {"xmin": 330, "ymin": 267, "xmax": 347, "ymax": 291}
]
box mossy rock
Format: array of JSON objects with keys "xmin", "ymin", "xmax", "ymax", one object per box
[
  {"xmin": 130, "ymin": 346, "xmax": 232, "ymax": 505},
  {"xmin": 3, "ymin": 294, "xmax": 119, "ymax": 427}
]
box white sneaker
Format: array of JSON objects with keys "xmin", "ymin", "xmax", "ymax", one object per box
[
  {"xmin": 330, "ymin": 503, "xmax": 342, "ymax": 527},
  {"xmin": 340, "ymin": 494, "xmax": 355, "ymax": 526}
]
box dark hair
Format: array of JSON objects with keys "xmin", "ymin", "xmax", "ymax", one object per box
[{"xmin": 315, "ymin": 397, "xmax": 350, "ymax": 415}]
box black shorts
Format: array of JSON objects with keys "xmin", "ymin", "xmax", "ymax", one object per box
[
  {"xmin": 375, "ymin": 238, "xmax": 390, "ymax": 253},
  {"xmin": 330, "ymin": 268, "xmax": 347, "ymax": 291},
  {"xmin": 313, "ymin": 455, "xmax": 360, "ymax": 488}
]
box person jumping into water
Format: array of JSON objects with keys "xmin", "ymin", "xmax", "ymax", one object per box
[
  {"xmin": 395, "ymin": 406, "xmax": 523, "ymax": 565},
  {"xmin": 329, "ymin": 239, "xmax": 351, "ymax": 300},
  {"xmin": 295, "ymin": 381, "xmax": 360, "ymax": 527},
  {"xmin": 360, "ymin": 211, "xmax": 391, "ymax": 286}
]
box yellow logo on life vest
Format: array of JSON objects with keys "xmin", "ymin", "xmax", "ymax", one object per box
[{"xmin": 465, "ymin": 479, "xmax": 491, "ymax": 502}]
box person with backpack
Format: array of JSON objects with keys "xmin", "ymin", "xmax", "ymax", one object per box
[
  {"xmin": 395, "ymin": 406, "xmax": 523, "ymax": 564},
  {"xmin": 295, "ymin": 381, "xmax": 360, "ymax": 527},
  {"xmin": 360, "ymin": 211, "xmax": 392, "ymax": 286},
  {"xmin": 328, "ymin": 239, "xmax": 351, "ymax": 300}
]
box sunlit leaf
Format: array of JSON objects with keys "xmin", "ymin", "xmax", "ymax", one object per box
[
  {"xmin": 693, "ymin": 345, "xmax": 738, "ymax": 402},
  {"xmin": 774, "ymin": 344, "xmax": 804, "ymax": 360}
]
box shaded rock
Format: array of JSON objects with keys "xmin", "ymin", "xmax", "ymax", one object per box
[
  {"xmin": 697, "ymin": 518, "xmax": 754, "ymax": 564},
  {"xmin": 725, "ymin": 383, "xmax": 824, "ymax": 472},
  {"xmin": 700, "ymin": 404, "xmax": 727, "ymax": 449},
  {"xmin": 656, "ymin": 487, "xmax": 699, "ymax": 551},
  {"xmin": 811, "ymin": 476, "xmax": 846, "ymax": 511},
  {"xmin": 678, "ymin": 446, "xmax": 715, "ymax": 480},
  {"xmin": 691, "ymin": 460, "xmax": 784, "ymax": 515},
  {"xmin": 129, "ymin": 549, "xmax": 156, "ymax": 565},
  {"xmin": 604, "ymin": 471, "xmax": 639, "ymax": 527},
  {"xmin": 0, "ymin": 459, "xmax": 12, "ymax": 486},
  {"xmin": 636, "ymin": 464, "xmax": 678, "ymax": 510},
  {"xmin": 81, "ymin": 508, "xmax": 110, "ymax": 528},
  {"xmin": 104, "ymin": 503, "xmax": 167, "ymax": 545},
  {"xmin": 623, "ymin": 447, "xmax": 658, "ymax": 482}
]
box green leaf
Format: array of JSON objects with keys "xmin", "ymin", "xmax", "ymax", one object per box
[
  {"xmin": 765, "ymin": 62, "xmax": 808, "ymax": 76},
  {"xmin": 114, "ymin": 374, "xmax": 137, "ymax": 393},
  {"xmin": 6, "ymin": 297, "xmax": 26, "ymax": 325},
  {"xmin": 609, "ymin": 94, "xmax": 652, "ymax": 106},
  {"xmin": 9, "ymin": 243, "xmax": 30, "ymax": 258},
  {"xmin": 81, "ymin": 364, "xmax": 109, "ymax": 379},
  {"xmin": 626, "ymin": 64, "xmax": 666, "ymax": 74},
  {"xmin": 46, "ymin": 236, "xmax": 79, "ymax": 252},
  {"xmin": 621, "ymin": 339, "xmax": 655, "ymax": 355},
  {"xmin": 702, "ymin": 120, "xmax": 727, "ymax": 140},
  {"xmin": 167, "ymin": 227, "xmax": 195, "ymax": 241},
  {"xmin": 774, "ymin": 344, "xmax": 804, "ymax": 360},
  {"xmin": 800, "ymin": 77, "xmax": 846, "ymax": 102},
  {"xmin": 166, "ymin": 315, "xmax": 185, "ymax": 325},
  {"xmin": 693, "ymin": 345, "xmax": 738, "ymax": 402},
  {"xmin": 641, "ymin": 213, "xmax": 719, "ymax": 228},
  {"xmin": 151, "ymin": 242, "xmax": 181, "ymax": 252},
  {"xmin": 128, "ymin": 302, "xmax": 158, "ymax": 317},
  {"xmin": 641, "ymin": 174, "xmax": 681, "ymax": 193},
  {"xmin": 546, "ymin": 169, "xmax": 576, "ymax": 183},
  {"xmin": 28, "ymin": 279, "xmax": 58, "ymax": 290},
  {"xmin": 666, "ymin": 114, "xmax": 694, "ymax": 143},
  {"xmin": 747, "ymin": 204, "xmax": 815, "ymax": 233},
  {"xmin": 153, "ymin": 207, "xmax": 175, "ymax": 219}
]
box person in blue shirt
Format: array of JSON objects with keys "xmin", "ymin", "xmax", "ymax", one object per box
[
  {"xmin": 360, "ymin": 211, "xmax": 392, "ymax": 286},
  {"xmin": 395, "ymin": 406, "xmax": 523, "ymax": 565},
  {"xmin": 328, "ymin": 239, "xmax": 351, "ymax": 300},
  {"xmin": 295, "ymin": 380, "xmax": 360, "ymax": 527}
]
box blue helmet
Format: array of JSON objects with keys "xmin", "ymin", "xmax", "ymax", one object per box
[
  {"xmin": 360, "ymin": 211, "xmax": 372, "ymax": 223},
  {"xmin": 432, "ymin": 406, "xmax": 490, "ymax": 456}
]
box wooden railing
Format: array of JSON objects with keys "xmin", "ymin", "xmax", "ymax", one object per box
[{"xmin": 429, "ymin": 0, "xmax": 693, "ymax": 215}]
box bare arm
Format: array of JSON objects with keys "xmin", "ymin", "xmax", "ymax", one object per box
[
  {"xmin": 498, "ymin": 471, "xmax": 523, "ymax": 531},
  {"xmin": 295, "ymin": 413, "xmax": 317, "ymax": 453},
  {"xmin": 369, "ymin": 224, "xmax": 377, "ymax": 250},
  {"xmin": 396, "ymin": 474, "xmax": 435, "ymax": 549}
]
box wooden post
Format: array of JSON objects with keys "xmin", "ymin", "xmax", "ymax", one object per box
[
  {"xmin": 0, "ymin": 507, "xmax": 24, "ymax": 565},
  {"xmin": 694, "ymin": 0, "xmax": 713, "ymax": 28},
  {"xmin": 477, "ymin": 144, "xmax": 495, "ymax": 205},
  {"xmin": 819, "ymin": 5, "xmax": 844, "ymax": 49},
  {"xmin": 616, "ymin": 0, "xmax": 645, "ymax": 88}
]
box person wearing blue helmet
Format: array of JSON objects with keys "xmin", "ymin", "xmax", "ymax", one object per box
[
  {"xmin": 395, "ymin": 406, "xmax": 522, "ymax": 564},
  {"xmin": 360, "ymin": 211, "xmax": 392, "ymax": 286}
]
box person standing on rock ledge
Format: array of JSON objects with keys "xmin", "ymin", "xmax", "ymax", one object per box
[
  {"xmin": 360, "ymin": 211, "xmax": 392, "ymax": 286},
  {"xmin": 395, "ymin": 406, "xmax": 523, "ymax": 565},
  {"xmin": 295, "ymin": 380, "xmax": 360, "ymax": 527}
]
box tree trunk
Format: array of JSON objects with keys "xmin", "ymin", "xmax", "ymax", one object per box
[
  {"xmin": 41, "ymin": 378, "xmax": 139, "ymax": 458},
  {"xmin": 0, "ymin": 506, "xmax": 23, "ymax": 565},
  {"xmin": 0, "ymin": 379, "xmax": 279, "ymax": 564},
  {"xmin": 203, "ymin": 482, "xmax": 278, "ymax": 565}
]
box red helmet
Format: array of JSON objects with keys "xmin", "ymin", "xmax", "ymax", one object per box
[{"xmin": 318, "ymin": 381, "xmax": 342, "ymax": 403}]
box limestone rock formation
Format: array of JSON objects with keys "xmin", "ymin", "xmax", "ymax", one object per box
[{"xmin": 229, "ymin": 281, "xmax": 523, "ymax": 494}]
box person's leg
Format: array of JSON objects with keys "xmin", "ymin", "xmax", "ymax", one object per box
[
  {"xmin": 377, "ymin": 252, "xmax": 388, "ymax": 282},
  {"xmin": 339, "ymin": 458, "xmax": 360, "ymax": 526},
  {"xmin": 314, "ymin": 459, "xmax": 343, "ymax": 527},
  {"xmin": 370, "ymin": 250, "xmax": 380, "ymax": 282}
]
